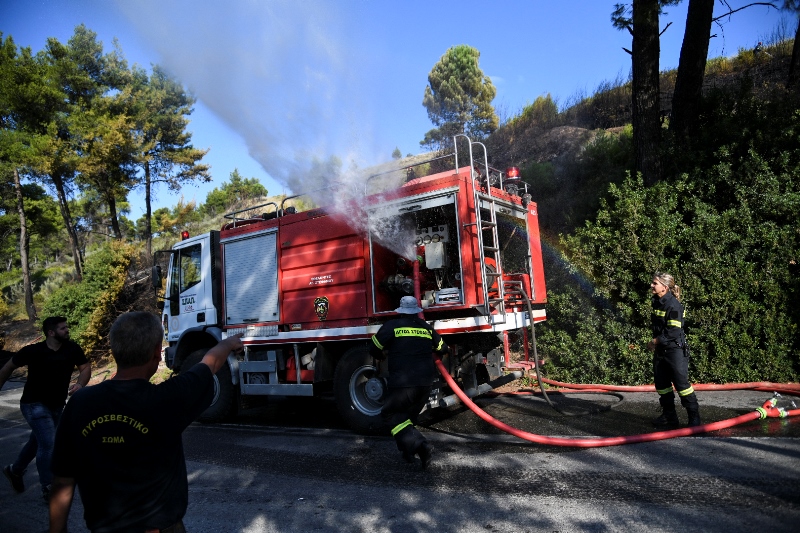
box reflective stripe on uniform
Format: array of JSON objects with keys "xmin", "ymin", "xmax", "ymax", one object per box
[
  {"xmin": 657, "ymin": 387, "xmax": 673, "ymax": 395},
  {"xmin": 391, "ymin": 419, "xmax": 413, "ymax": 436},
  {"xmin": 371, "ymin": 335, "xmax": 383, "ymax": 350},
  {"xmin": 393, "ymin": 327, "xmax": 432, "ymax": 339},
  {"xmin": 435, "ymin": 338, "xmax": 445, "ymax": 352},
  {"xmin": 653, "ymin": 310, "xmax": 666, "ymax": 317},
  {"xmin": 667, "ymin": 320, "xmax": 682, "ymax": 328},
  {"xmin": 678, "ymin": 386, "xmax": 695, "ymax": 396}
]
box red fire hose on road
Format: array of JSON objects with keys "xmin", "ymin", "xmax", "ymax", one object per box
[
  {"xmin": 411, "ymin": 259, "xmax": 800, "ymax": 446},
  {"xmin": 535, "ymin": 377, "xmax": 800, "ymax": 395},
  {"xmin": 433, "ymin": 358, "xmax": 800, "ymax": 448}
]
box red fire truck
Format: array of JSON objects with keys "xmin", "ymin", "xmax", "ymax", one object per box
[{"xmin": 152, "ymin": 136, "xmax": 546, "ymax": 433}]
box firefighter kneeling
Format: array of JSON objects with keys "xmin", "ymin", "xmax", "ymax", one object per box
[{"xmin": 370, "ymin": 296, "xmax": 449, "ymax": 469}]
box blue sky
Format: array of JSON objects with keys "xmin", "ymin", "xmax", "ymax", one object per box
[{"xmin": 1, "ymin": 0, "xmax": 788, "ymax": 220}]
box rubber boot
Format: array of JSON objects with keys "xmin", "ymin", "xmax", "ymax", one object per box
[
  {"xmin": 417, "ymin": 441, "xmax": 433, "ymax": 470},
  {"xmin": 652, "ymin": 409, "xmax": 679, "ymax": 427},
  {"xmin": 653, "ymin": 395, "xmax": 679, "ymax": 427},
  {"xmin": 687, "ymin": 406, "xmax": 702, "ymax": 427},
  {"xmin": 393, "ymin": 423, "xmax": 425, "ymax": 464}
]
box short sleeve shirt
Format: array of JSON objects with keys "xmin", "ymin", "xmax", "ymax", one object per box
[
  {"xmin": 12, "ymin": 340, "xmax": 88, "ymax": 409},
  {"xmin": 51, "ymin": 364, "xmax": 214, "ymax": 533}
]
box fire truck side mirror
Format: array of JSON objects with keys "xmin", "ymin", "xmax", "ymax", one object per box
[{"xmin": 151, "ymin": 265, "xmax": 162, "ymax": 290}]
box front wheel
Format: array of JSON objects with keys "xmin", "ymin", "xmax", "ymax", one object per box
[
  {"xmin": 333, "ymin": 345, "xmax": 387, "ymax": 435},
  {"xmin": 181, "ymin": 348, "xmax": 237, "ymax": 423}
]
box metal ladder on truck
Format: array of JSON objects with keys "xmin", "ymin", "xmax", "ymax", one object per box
[{"xmin": 454, "ymin": 135, "xmax": 507, "ymax": 323}]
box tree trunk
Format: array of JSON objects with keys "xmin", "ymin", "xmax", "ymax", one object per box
[
  {"xmin": 632, "ymin": 0, "xmax": 662, "ymax": 187},
  {"xmin": 13, "ymin": 169, "xmax": 37, "ymax": 321},
  {"xmin": 670, "ymin": 0, "xmax": 715, "ymax": 137},
  {"xmin": 145, "ymin": 161, "xmax": 152, "ymax": 255},
  {"xmin": 789, "ymin": 17, "xmax": 800, "ymax": 89},
  {"xmin": 107, "ymin": 192, "xmax": 123, "ymax": 240},
  {"xmin": 51, "ymin": 172, "xmax": 83, "ymax": 281}
]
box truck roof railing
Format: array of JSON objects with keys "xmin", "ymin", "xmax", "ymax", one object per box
[
  {"xmin": 453, "ymin": 135, "xmax": 529, "ymax": 197},
  {"xmin": 223, "ymin": 202, "xmax": 279, "ymax": 228}
]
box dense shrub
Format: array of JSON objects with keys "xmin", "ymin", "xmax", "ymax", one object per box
[
  {"xmin": 537, "ymin": 92, "xmax": 800, "ymax": 384},
  {"xmin": 40, "ymin": 241, "xmax": 137, "ymax": 356}
]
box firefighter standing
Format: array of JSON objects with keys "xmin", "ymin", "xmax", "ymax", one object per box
[
  {"xmin": 370, "ymin": 296, "xmax": 448, "ymax": 469},
  {"xmin": 647, "ymin": 272, "xmax": 701, "ymax": 427}
]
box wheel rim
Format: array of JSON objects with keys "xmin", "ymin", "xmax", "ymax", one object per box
[
  {"xmin": 349, "ymin": 364, "xmax": 384, "ymax": 416},
  {"xmin": 210, "ymin": 374, "xmax": 220, "ymax": 406}
]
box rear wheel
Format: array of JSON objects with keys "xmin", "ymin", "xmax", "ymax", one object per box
[
  {"xmin": 181, "ymin": 348, "xmax": 237, "ymax": 423},
  {"xmin": 333, "ymin": 345, "xmax": 387, "ymax": 435}
]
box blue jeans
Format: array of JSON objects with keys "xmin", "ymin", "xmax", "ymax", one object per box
[{"xmin": 11, "ymin": 402, "xmax": 63, "ymax": 488}]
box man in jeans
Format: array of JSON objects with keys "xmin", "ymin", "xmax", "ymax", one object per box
[{"xmin": 0, "ymin": 316, "xmax": 90, "ymax": 502}]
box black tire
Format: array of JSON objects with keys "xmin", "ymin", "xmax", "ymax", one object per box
[
  {"xmin": 181, "ymin": 348, "xmax": 237, "ymax": 423},
  {"xmin": 333, "ymin": 345, "xmax": 387, "ymax": 435}
]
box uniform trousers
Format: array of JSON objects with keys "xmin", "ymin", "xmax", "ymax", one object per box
[
  {"xmin": 653, "ymin": 348, "xmax": 698, "ymax": 410},
  {"xmin": 381, "ymin": 385, "xmax": 431, "ymax": 454}
]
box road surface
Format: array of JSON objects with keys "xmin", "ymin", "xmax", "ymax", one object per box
[{"xmin": 1, "ymin": 378, "xmax": 799, "ymax": 532}]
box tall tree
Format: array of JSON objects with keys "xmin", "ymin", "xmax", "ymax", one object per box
[
  {"xmin": 128, "ymin": 65, "xmax": 210, "ymax": 254},
  {"xmin": 0, "ymin": 182, "xmax": 62, "ymax": 269},
  {"xmin": 0, "ymin": 34, "xmax": 47, "ymax": 316},
  {"xmin": 785, "ymin": 1, "xmax": 800, "ymax": 88},
  {"xmin": 670, "ymin": 0, "xmax": 715, "ymax": 138},
  {"xmin": 37, "ymin": 25, "xmax": 128, "ymax": 276},
  {"xmin": 671, "ymin": 2, "xmax": 780, "ymax": 137},
  {"xmin": 72, "ymin": 106, "xmax": 139, "ymax": 240},
  {"xmin": 613, "ymin": 1, "xmax": 678, "ymax": 186},
  {"xmin": 632, "ymin": 0, "xmax": 663, "ymax": 186},
  {"xmin": 12, "ymin": 169, "xmax": 36, "ymax": 319},
  {"xmin": 421, "ymin": 45, "xmax": 498, "ymax": 151}
]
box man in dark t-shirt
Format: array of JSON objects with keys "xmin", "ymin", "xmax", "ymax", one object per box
[
  {"xmin": 0, "ymin": 316, "xmax": 90, "ymax": 501},
  {"xmin": 49, "ymin": 312, "xmax": 243, "ymax": 533},
  {"xmin": 370, "ymin": 296, "xmax": 448, "ymax": 469}
]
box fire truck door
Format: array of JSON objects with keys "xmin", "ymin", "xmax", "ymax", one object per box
[{"xmin": 166, "ymin": 239, "xmax": 210, "ymax": 341}]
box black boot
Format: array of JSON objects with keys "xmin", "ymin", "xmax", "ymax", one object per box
[
  {"xmin": 417, "ymin": 442, "xmax": 433, "ymax": 470},
  {"xmin": 652, "ymin": 409, "xmax": 679, "ymax": 427},
  {"xmin": 394, "ymin": 423, "xmax": 425, "ymax": 464},
  {"xmin": 687, "ymin": 406, "xmax": 702, "ymax": 427}
]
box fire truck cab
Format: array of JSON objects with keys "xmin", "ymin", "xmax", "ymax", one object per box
[{"xmin": 153, "ymin": 137, "xmax": 547, "ymax": 433}]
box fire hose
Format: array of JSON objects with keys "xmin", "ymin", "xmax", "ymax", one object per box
[
  {"xmin": 410, "ymin": 260, "xmax": 800, "ymax": 447},
  {"xmin": 433, "ymin": 358, "xmax": 800, "ymax": 447}
]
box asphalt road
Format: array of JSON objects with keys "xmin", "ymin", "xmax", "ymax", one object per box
[{"xmin": 2, "ymin": 378, "xmax": 799, "ymax": 533}]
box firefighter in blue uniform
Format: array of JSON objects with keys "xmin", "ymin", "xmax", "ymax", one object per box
[
  {"xmin": 370, "ymin": 296, "xmax": 448, "ymax": 469},
  {"xmin": 647, "ymin": 272, "xmax": 701, "ymax": 427}
]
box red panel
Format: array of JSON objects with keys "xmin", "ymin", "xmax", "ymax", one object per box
[
  {"xmin": 458, "ymin": 176, "xmax": 482, "ymax": 308},
  {"xmin": 283, "ymin": 284, "xmax": 367, "ymax": 323},
  {"xmin": 279, "ymin": 210, "xmax": 361, "ymax": 244},
  {"xmin": 279, "ymin": 211, "xmax": 369, "ymax": 324},
  {"xmin": 281, "ymin": 236, "xmax": 363, "ymax": 271},
  {"xmin": 527, "ymin": 202, "xmax": 547, "ymax": 304},
  {"xmin": 282, "ymin": 257, "xmax": 365, "ymax": 291}
]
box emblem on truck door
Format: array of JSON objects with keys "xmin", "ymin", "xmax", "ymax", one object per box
[{"xmin": 314, "ymin": 296, "xmax": 329, "ymax": 321}]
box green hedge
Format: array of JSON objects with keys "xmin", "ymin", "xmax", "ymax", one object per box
[{"xmin": 537, "ymin": 89, "xmax": 800, "ymax": 384}]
